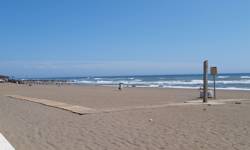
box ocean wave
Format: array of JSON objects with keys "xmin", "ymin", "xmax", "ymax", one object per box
[
  {"xmin": 69, "ymin": 79, "xmax": 250, "ymax": 87},
  {"xmin": 70, "ymin": 79, "xmax": 205, "ymax": 85},
  {"xmin": 154, "ymin": 80, "xmax": 204, "ymax": 85},
  {"xmin": 94, "ymin": 78, "xmax": 102, "ymax": 80},
  {"xmin": 240, "ymin": 76, "xmax": 250, "ymax": 79},
  {"xmin": 67, "ymin": 78, "xmax": 250, "ymax": 91},
  {"xmin": 216, "ymin": 80, "xmax": 250, "ymax": 84},
  {"xmin": 218, "ymin": 76, "xmax": 230, "ymax": 79},
  {"xmin": 162, "ymin": 85, "xmax": 198, "ymax": 89},
  {"xmin": 71, "ymin": 80, "xmax": 95, "ymax": 84}
]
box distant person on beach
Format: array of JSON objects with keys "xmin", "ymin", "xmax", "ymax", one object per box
[{"xmin": 118, "ymin": 83, "xmax": 123, "ymax": 91}]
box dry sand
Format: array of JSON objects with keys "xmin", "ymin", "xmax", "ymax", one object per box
[{"xmin": 0, "ymin": 83, "xmax": 250, "ymax": 150}]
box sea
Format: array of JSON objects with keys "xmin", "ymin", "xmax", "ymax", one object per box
[{"xmin": 23, "ymin": 73, "xmax": 250, "ymax": 91}]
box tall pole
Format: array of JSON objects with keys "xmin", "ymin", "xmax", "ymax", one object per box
[
  {"xmin": 213, "ymin": 75, "xmax": 216, "ymax": 99},
  {"xmin": 203, "ymin": 60, "xmax": 208, "ymax": 103}
]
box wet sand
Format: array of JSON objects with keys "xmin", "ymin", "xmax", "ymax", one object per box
[{"xmin": 0, "ymin": 83, "xmax": 250, "ymax": 150}]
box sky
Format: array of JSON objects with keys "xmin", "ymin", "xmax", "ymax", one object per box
[{"xmin": 0, "ymin": 0, "xmax": 249, "ymax": 77}]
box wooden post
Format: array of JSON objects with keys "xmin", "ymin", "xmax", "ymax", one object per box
[
  {"xmin": 203, "ymin": 60, "xmax": 208, "ymax": 103},
  {"xmin": 213, "ymin": 75, "xmax": 216, "ymax": 99}
]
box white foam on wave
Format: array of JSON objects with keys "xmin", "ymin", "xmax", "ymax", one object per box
[
  {"xmin": 155, "ymin": 80, "xmax": 213, "ymax": 85},
  {"xmin": 218, "ymin": 76, "xmax": 230, "ymax": 79},
  {"xmin": 217, "ymin": 87, "xmax": 250, "ymax": 91},
  {"xmin": 129, "ymin": 79, "xmax": 142, "ymax": 82},
  {"xmin": 69, "ymin": 78, "xmax": 250, "ymax": 91},
  {"xmin": 96, "ymin": 80, "xmax": 114, "ymax": 84},
  {"xmin": 241, "ymin": 76, "xmax": 250, "ymax": 79},
  {"xmin": 70, "ymin": 79, "xmax": 209, "ymax": 86},
  {"xmin": 73, "ymin": 80, "xmax": 95, "ymax": 84},
  {"xmin": 162, "ymin": 85, "xmax": 198, "ymax": 89},
  {"xmin": 216, "ymin": 80, "xmax": 250, "ymax": 84},
  {"xmin": 94, "ymin": 78, "xmax": 102, "ymax": 80},
  {"xmin": 96, "ymin": 80, "xmax": 143, "ymax": 85},
  {"xmin": 68, "ymin": 79, "xmax": 250, "ymax": 91}
]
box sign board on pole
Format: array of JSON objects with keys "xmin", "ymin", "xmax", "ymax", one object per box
[
  {"xmin": 210, "ymin": 67, "xmax": 218, "ymax": 76},
  {"xmin": 210, "ymin": 66, "xmax": 218, "ymax": 99}
]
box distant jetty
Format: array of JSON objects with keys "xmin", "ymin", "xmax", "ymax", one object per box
[
  {"xmin": 8, "ymin": 79, "xmax": 68, "ymax": 85},
  {"xmin": 0, "ymin": 75, "xmax": 68, "ymax": 85},
  {"xmin": 0, "ymin": 75, "xmax": 9, "ymax": 83}
]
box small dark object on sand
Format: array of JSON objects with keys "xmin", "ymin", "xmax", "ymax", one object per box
[{"xmin": 235, "ymin": 101, "xmax": 242, "ymax": 104}]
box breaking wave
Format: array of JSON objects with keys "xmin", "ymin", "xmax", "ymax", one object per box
[
  {"xmin": 57, "ymin": 74, "xmax": 250, "ymax": 91},
  {"xmin": 218, "ymin": 76, "xmax": 230, "ymax": 79},
  {"xmin": 241, "ymin": 76, "xmax": 250, "ymax": 79}
]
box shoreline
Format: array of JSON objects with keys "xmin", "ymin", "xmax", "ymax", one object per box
[
  {"xmin": 4, "ymin": 80, "xmax": 250, "ymax": 92},
  {"xmin": 7, "ymin": 73, "xmax": 250, "ymax": 91}
]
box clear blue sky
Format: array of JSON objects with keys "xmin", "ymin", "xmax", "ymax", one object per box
[{"xmin": 0, "ymin": 0, "xmax": 249, "ymax": 77}]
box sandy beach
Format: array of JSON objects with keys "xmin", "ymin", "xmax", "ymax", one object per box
[
  {"xmin": 0, "ymin": 83, "xmax": 250, "ymax": 150},
  {"xmin": 1, "ymin": 0, "xmax": 249, "ymax": 149}
]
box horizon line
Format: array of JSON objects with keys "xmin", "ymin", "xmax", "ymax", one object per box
[{"xmin": 13, "ymin": 72, "xmax": 250, "ymax": 79}]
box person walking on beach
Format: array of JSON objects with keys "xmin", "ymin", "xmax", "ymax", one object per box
[{"xmin": 118, "ymin": 83, "xmax": 123, "ymax": 91}]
